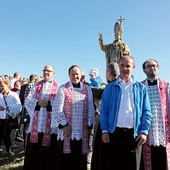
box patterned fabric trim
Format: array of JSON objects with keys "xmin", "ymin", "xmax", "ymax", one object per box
[
  {"xmin": 63, "ymin": 82, "xmax": 88, "ymax": 154},
  {"xmin": 30, "ymin": 80, "xmax": 59, "ymax": 146},
  {"xmin": 142, "ymin": 79, "xmax": 170, "ymax": 170}
]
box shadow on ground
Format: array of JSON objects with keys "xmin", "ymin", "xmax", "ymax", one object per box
[{"xmin": 0, "ymin": 152, "xmax": 24, "ymax": 170}]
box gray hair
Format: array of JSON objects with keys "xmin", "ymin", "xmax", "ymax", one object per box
[{"xmin": 107, "ymin": 62, "xmax": 120, "ymax": 77}]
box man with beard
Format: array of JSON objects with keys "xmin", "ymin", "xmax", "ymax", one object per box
[
  {"xmin": 99, "ymin": 55, "xmax": 152, "ymax": 170},
  {"xmin": 141, "ymin": 59, "xmax": 170, "ymax": 170}
]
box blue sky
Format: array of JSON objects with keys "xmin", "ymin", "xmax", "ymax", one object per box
[{"xmin": 0, "ymin": 1, "xmax": 170, "ymax": 84}]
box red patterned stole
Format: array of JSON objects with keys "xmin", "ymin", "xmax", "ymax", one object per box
[
  {"xmin": 63, "ymin": 82, "xmax": 89, "ymax": 154},
  {"xmin": 30, "ymin": 80, "xmax": 59, "ymax": 146},
  {"xmin": 142, "ymin": 78, "xmax": 170, "ymax": 170}
]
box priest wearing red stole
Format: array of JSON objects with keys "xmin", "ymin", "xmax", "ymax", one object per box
[
  {"xmin": 23, "ymin": 65, "xmax": 60, "ymax": 170},
  {"xmin": 51, "ymin": 65, "xmax": 95, "ymax": 170}
]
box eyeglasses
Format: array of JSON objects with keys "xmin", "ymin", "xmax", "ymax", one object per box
[
  {"xmin": 145, "ymin": 64, "xmax": 158, "ymax": 69},
  {"xmin": 42, "ymin": 69, "xmax": 54, "ymax": 73}
]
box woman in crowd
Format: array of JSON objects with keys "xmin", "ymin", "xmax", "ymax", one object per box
[{"xmin": 0, "ymin": 79, "xmax": 22, "ymax": 156}]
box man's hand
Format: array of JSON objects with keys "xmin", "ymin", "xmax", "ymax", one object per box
[
  {"xmin": 62, "ymin": 125, "xmax": 72, "ymax": 138},
  {"xmin": 38, "ymin": 99, "xmax": 48, "ymax": 108},
  {"xmin": 136, "ymin": 133, "xmax": 147, "ymax": 146},
  {"xmin": 102, "ymin": 132, "xmax": 110, "ymax": 143},
  {"xmin": 0, "ymin": 106, "xmax": 8, "ymax": 111}
]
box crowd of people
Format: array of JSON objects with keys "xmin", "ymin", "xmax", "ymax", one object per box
[
  {"xmin": 0, "ymin": 56, "xmax": 169, "ymax": 170},
  {"xmin": 0, "ymin": 17, "xmax": 169, "ymax": 170}
]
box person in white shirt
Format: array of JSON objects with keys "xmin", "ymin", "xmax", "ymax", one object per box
[
  {"xmin": 100, "ymin": 55, "xmax": 152, "ymax": 170},
  {"xmin": 10, "ymin": 72, "xmax": 21, "ymax": 89},
  {"xmin": 0, "ymin": 79, "xmax": 22, "ymax": 156}
]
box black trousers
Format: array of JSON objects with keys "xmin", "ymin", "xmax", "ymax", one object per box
[
  {"xmin": 108, "ymin": 127, "xmax": 142, "ymax": 170},
  {"xmin": 91, "ymin": 123, "xmax": 110, "ymax": 170},
  {"xmin": 151, "ymin": 145, "xmax": 167, "ymax": 170},
  {"xmin": 0, "ymin": 119, "xmax": 11, "ymax": 152},
  {"xmin": 60, "ymin": 139, "xmax": 87, "ymax": 170},
  {"xmin": 23, "ymin": 133, "xmax": 62, "ymax": 170}
]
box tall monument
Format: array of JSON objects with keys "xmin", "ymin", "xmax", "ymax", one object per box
[{"xmin": 99, "ymin": 16, "xmax": 131, "ymax": 66}]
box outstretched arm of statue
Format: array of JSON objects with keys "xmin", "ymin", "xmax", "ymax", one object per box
[
  {"xmin": 98, "ymin": 32, "xmax": 105, "ymax": 50},
  {"xmin": 99, "ymin": 32, "xmax": 103, "ymax": 40}
]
